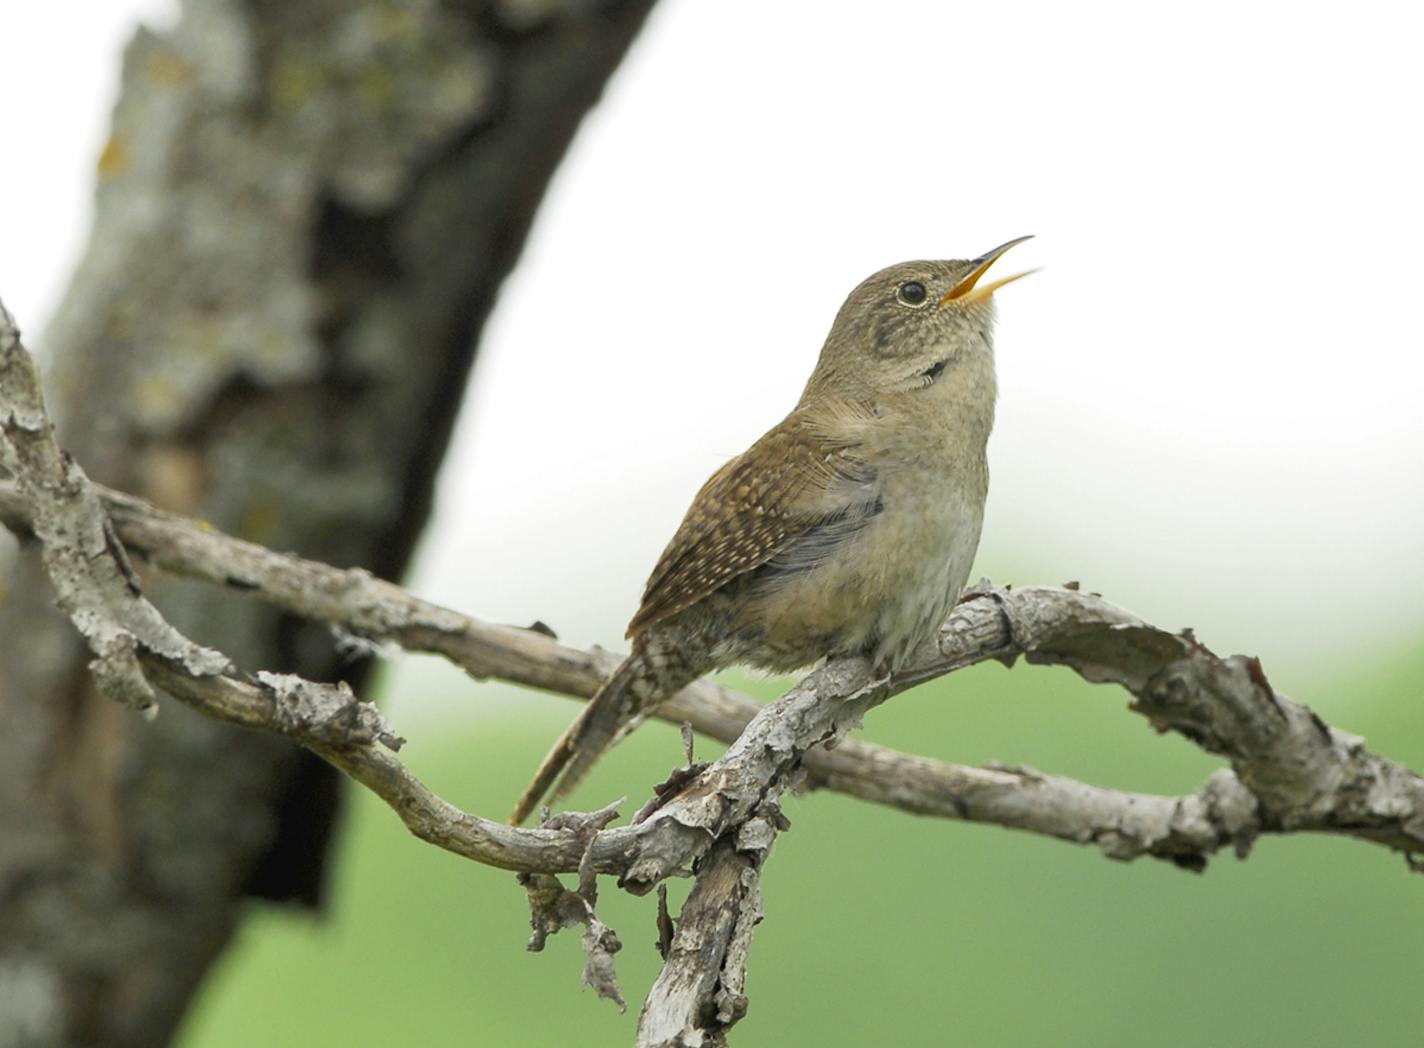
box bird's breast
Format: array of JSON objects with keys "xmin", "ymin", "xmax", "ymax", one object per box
[{"xmin": 736, "ymin": 457, "xmax": 987, "ymax": 672}]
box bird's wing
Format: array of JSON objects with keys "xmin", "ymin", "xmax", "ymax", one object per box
[{"xmin": 627, "ymin": 408, "xmax": 876, "ymax": 639}]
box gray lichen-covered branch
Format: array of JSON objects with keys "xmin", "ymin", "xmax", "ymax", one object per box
[
  {"xmin": 5, "ymin": 298, "xmax": 1422, "ymax": 1046},
  {"xmin": 0, "ymin": 474, "xmax": 1311, "ymax": 869},
  {"xmin": 1, "ymin": 466, "xmax": 1419, "ymax": 871},
  {"xmin": 636, "ymin": 839, "xmax": 768, "ymax": 1048},
  {"xmin": 0, "ymin": 305, "xmax": 233, "ymax": 714}
]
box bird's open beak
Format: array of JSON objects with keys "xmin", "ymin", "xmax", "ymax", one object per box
[{"xmin": 941, "ymin": 235, "xmax": 1037, "ymax": 305}]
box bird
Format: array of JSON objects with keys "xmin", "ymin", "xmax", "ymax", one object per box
[{"xmin": 510, "ymin": 238, "xmax": 1034, "ymax": 824}]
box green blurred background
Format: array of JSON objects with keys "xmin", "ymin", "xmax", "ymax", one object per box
[{"xmin": 182, "ymin": 633, "xmax": 1424, "ymax": 1046}]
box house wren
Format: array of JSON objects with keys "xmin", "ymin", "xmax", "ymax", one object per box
[{"xmin": 511, "ymin": 238, "xmax": 1034, "ymax": 824}]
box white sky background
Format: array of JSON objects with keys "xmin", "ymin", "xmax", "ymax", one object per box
[{"xmin": 5, "ymin": 2, "xmax": 1422, "ymax": 719}]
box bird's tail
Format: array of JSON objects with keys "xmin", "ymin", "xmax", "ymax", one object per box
[{"xmin": 510, "ymin": 647, "xmax": 698, "ymax": 825}]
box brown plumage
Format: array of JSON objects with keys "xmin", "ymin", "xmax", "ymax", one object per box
[
  {"xmin": 629, "ymin": 413, "xmax": 872, "ymax": 637},
  {"xmin": 511, "ymin": 239, "xmax": 1034, "ymax": 824}
]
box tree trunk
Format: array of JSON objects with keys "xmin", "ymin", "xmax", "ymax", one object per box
[{"xmin": 0, "ymin": 1, "xmax": 655, "ymax": 1043}]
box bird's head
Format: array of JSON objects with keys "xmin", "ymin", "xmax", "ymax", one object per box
[{"xmin": 805, "ymin": 237, "xmax": 1035, "ymax": 403}]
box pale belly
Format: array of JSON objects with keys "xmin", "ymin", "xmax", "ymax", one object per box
[{"xmin": 734, "ymin": 474, "xmax": 986, "ymax": 671}]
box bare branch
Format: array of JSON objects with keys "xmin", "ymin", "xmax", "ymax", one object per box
[
  {"xmin": 136, "ymin": 656, "xmax": 614, "ymax": 874},
  {"xmin": 0, "ymin": 302, "xmax": 601, "ymax": 877},
  {"xmin": 2, "ymin": 454, "xmax": 1420, "ymax": 872},
  {"xmin": 0, "ymin": 301, "xmax": 231, "ymax": 714},
  {"xmin": 977, "ymin": 586, "xmax": 1424, "ymax": 855},
  {"xmin": 0, "ymin": 468, "xmax": 1210, "ymax": 860},
  {"xmin": 637, "ymin": 839, "xmax": 767, "ymax": 1047}
]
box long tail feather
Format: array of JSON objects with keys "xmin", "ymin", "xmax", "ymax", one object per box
[{"xmin": 510, "ymin": 651, "xmax": 685, "ymax": 824}]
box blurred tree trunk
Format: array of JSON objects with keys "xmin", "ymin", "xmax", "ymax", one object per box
[{"xmin": 0, "ymin": 1, "xmax": 654, "ymax": 1043}]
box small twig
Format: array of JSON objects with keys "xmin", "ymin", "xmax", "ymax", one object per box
[
  {"xmin": 520, "ymin": 799, "xmax": 629, "ymax": 1011},
  {"xmin": 654, "ymin": 884, "xmax": 675, "ymax": 961}
]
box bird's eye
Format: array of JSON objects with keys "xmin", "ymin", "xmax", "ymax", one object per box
[{"xmin": 897, "ymin": 281, "xmax": 928, "ymax": 307}]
